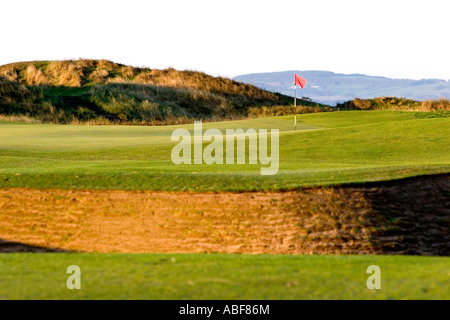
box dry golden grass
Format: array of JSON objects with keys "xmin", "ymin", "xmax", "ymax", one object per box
[
  {"xmin": 0, "ymin": 65, "xmax": 19, "ymax": 82},
  {"xmin": 25, "ymin": 65, "xmax": 48, "ymax": 85},
  {"xmin": 420, "ymin": 98, "xmax": 450, "ymax": 111},
  {"xmin": 89, "ymin": 68, "xmax": 109, "ymax": 84},
  {"xmin": 0, "ymin": 59, "xmax": 280, "ymax": 100},
  {"xmin": 0, "ymin": 59, "xmax": 325, "ymax": 125},
  {"xmin": 120, "ymin": 65, "xmax": 136, "ymax": 78},
  {"xmin": 47, "ymin": 61, "xmax": 83, "ymax": 86},
  {"xmin": 0, "ymin": 114, "xmax": 41, "ymax": 123},
  {"xmin": 339, "ymin": 96, "xmax": 450, "ymax": 111},
  {"xmin": 248, "ymin": 104, "xmax": 332, "ymax": 117},
  {"xmin": 351, "ymin": 98, "xmax": 372, "ymax": 110}
]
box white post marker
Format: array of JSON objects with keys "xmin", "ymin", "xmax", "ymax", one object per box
[{"xmin": 294, "ymin": 115, "xmax": 297, "ymax": 130}]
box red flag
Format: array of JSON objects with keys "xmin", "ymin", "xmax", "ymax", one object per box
[{"xmin": 294, "ymin": 73, "xmax": 307, "ymax": 89}]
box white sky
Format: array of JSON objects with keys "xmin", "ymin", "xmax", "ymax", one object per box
[{"xmin": 2, "ymin": 0, "xmax": 449, "ymax": 80}]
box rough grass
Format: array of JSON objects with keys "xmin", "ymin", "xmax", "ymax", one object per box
[
  {"xmin": 338, "ymin": 96, "xmax": 450, "ymax": 111},
  {"xmin": 0, "ymin": 60, "xmax": 329, "ymax": 125}
]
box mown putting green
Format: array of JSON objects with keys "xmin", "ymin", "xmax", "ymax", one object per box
[
  {"xmin": 0, "ymin": 253, "xmax": 448, "ymax": 300},
  {"xmin": 0, "ymin": 111, "xmax": 448, "ymax": 190}
]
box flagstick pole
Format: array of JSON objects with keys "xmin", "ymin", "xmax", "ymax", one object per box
[
  {"xmin": 294, "ymin": 85, "xmax": 297, "ymax": 130},
  {"xmin": 294, "ymin": 86, "xmax": 297, "ymax": 108}
]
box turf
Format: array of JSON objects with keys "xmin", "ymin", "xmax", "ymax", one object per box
[
  {"xmin": 0, "ymin": 110, "xmax": 448, "ymax": 191},
  {"xmin": 1, "ymin": 111, "xmax": 448, "ymax": 301},
  {"xmin": 0, "ymin": 253, "xmax": 448, "ymax": 300}
]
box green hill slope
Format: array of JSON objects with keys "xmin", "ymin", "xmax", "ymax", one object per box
[{"xmin": 0, "ymin": 60, "xmax": 328, "ymax": 124}]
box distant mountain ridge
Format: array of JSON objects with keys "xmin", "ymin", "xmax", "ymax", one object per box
[{"xmin": 233, "ymin": 71, "xmax": 450, "ymax": 105}]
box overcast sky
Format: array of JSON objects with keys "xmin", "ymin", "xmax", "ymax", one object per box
[{"xmin": 2, "ymin": 0, "xmax": 449, "ymax": 80}]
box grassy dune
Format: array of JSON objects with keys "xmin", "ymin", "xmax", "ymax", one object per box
[
  {"xmin": 0, "ymin": 111, "xmax": 448, "ymax": 191},
  {"xmin": 0, "ymin": 60, "xmax": 328, "ymax": 125}
]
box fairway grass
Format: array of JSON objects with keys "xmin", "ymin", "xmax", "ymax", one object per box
[
  {"xmin": 0, "ymin": 253, "xmax": 448, "ymax": 300},
  {"xmin": 0, "ymin": 111, "xmax": 449, "ymax": 191},
  {"xmin": 1, "ymin": 111, "xmax": 449, "ymax": 301}
]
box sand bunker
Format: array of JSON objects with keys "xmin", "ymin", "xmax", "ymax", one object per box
[{"xmin": 0, "ymin": 174, "xmax": 448, "ymax": 255}]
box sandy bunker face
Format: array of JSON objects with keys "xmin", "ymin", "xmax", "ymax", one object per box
[{"xmin": 0, "ymin": 175, "xmax": 448, "ymax": 255}]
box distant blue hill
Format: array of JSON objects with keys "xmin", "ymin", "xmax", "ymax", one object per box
[{"xmin": 233, "ymin": 71, "xmax": 450, "ymax": 106}]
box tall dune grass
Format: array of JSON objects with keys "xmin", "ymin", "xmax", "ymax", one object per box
[
  {"xmin": 338, "ymin": 97, "xmax": 450, "ymax": 111},
  {"xmin": 0, "ymin": 59, "xmax": 329, "ymax": 125}
]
